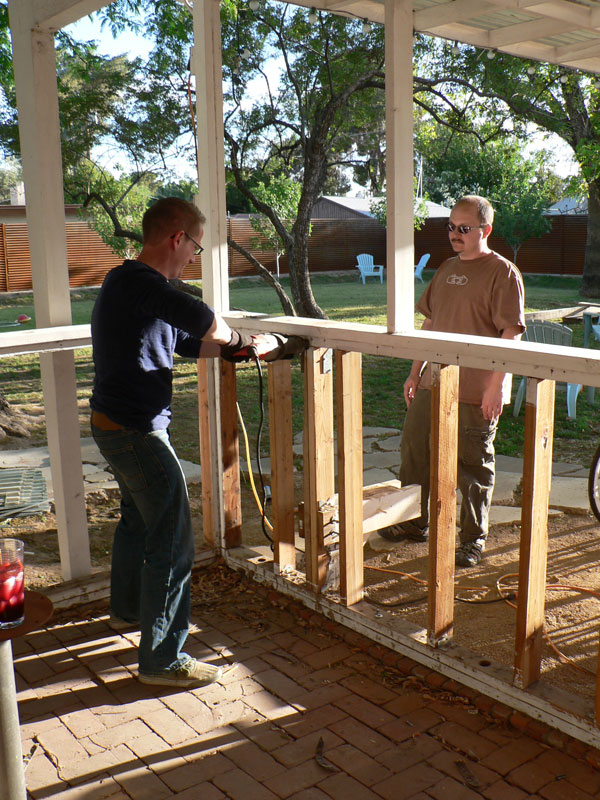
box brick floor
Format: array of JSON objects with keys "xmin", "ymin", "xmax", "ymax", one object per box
[{"xmin": 8, "ymin": 562, "xmax": 600, "ymax": 799}]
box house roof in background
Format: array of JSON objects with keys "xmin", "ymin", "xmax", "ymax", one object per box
[
  {"xmin": 320, "ymin": 196, "xmax": 452, "ymax": 218},
  {"xmin": 546, "ymin": 197, "xmax": 588, "ymax": 214}
]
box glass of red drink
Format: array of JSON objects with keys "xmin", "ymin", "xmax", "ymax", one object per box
[{"xmin": 0, "ymin": 538, "xmax": 25, "ymax": 630}]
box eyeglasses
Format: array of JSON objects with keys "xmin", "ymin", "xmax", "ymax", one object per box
[
  {"xmin": 445, "ymin": 222, "xmax": 487, "ymax": 235},
  {"xmin": 185, "ymin": 232, "xmax": 204, "ymax": 255}
]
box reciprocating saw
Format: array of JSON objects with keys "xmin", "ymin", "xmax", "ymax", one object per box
[{"xmin": 221, "ymin": 333, "xmax": 309, "ymax": 363}]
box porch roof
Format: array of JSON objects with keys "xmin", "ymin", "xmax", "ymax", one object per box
[{"xmin": 35, "ymin": 0, "xmax": 600, "ymax": 75}]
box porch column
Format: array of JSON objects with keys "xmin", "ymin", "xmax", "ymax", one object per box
[
  {"xmin": 192, "ymin": 0, "xmax": 229, "ymax": 547},
  {"xmin": 385, "ymin": 0, "xmax": 415, "ymax": 333},
  {"xmin": 8, "ymin": 1, "xmax": 90, "ymax": 580}
]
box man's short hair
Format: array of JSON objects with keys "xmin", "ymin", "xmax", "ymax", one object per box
[
  {"xmin": 455, "ymin": 195, "xmax": 494, "ymax": 226},
  {"xmin": 142, "ymin": 197, "xmax": 206, "ymax": 244}
]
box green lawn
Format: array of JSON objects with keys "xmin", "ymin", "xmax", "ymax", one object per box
[{"xmin": 0, "ymin": 272, "xmax": 597, "ymax": 465}]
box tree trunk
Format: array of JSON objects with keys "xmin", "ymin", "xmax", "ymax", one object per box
[
  {"xmin": 290, "ymin": 218, "xmax": 326, "ymax": 319},
  {"xmin": 580, "ymin": 181, "xmax": 600, "ymax": 298},
  {"xmin": 226, "ymin": 239, "xmax": 296, "ymax": 316}
]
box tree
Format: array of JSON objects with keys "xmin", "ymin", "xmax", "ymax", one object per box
[
  {"xmin": 0, "ymin": 156, "xmax": 21, "ymax": 203},
  {"xmin": 221, "ymin": 2, "xmax": 386, "ymax": 317},
  {"xmin": 415, "ymin": 124, "xmax": 561, "ymax": 262},
  {"xmin": 412, "ymin": 38, "xmax": 600, "ymax": 294},
  {"xmin": 0, "ymin": 3, "xmax": 197, "ymax": 250}
]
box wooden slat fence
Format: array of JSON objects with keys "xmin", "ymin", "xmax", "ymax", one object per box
[{"xmin": 0, "ymin": 214, "xmax": 589, "ymax": 292}]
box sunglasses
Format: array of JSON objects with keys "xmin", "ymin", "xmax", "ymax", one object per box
[{"xmin": 445, "ymin": 222, "xmax": 487, "ymax": 235}]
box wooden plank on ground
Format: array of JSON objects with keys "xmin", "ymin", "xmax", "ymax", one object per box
[
  {"xmin": 268, "ymin": 359, "xmax": 296, "ymax": 572},
  {"xmin": 304, "ymin": 348, "xmax": 335, "ymax": 592},
  {"xmin": 221, "ymin": 360, "xmax": 242, "ymax": 548},
  {"xmin": 514, "ymin": 377, "xmax": 555, "ymax": 689},
  {"xmin": 336, "ymin": 350, "xmax": 364, "ymax": 606},
  {"xmin": 428, "ymin": 363, "xmax": 459, "ymax": 647},
  {"xmin": 198, "ymin": 359, "xmax": 214, "ymax": 547}
]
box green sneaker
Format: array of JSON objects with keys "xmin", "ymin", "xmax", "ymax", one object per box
[{"xmin": 139, "ymin": 658, "xmax": 223, "ymax": 689}]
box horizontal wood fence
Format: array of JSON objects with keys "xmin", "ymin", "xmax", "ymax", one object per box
[{"xmin": 0, "ymin": 213, "xmax": 588, "ymax": 292}]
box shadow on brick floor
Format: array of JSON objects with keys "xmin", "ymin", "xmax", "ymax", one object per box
[{"xmin": 12, "ymin": 561, "xmax": 600, "ymax": 799}]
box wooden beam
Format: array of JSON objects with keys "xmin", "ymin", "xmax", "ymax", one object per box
[
  {"xmin": 191, "ymin": 0, "xmax": 228, "ymax": 547},
  {"xmin": 489, "ymin": 17, "xmax": 577, "ymax": 47},
  {"xmin": 0, "ymin": 324, "xmax": 91, "ymax": 356},
  {"xmin": 32, "ymin": 0, "xmax": 106, "ymax": 29},
  {"xmin": 517, "ymin": 0, "xmax": 592, "ymax": 27},
  {"xmin": 268, "ymin": 360, "xmax": 296, "ymax": 572},
  {"xmin": 428, "ymin": 364, "xmax": 459, "ymax": 647},
  {"xmin": 385, "ymin": 0, "xmax": 415, "ymax": 334},
  {"xmin": 555, "ymin": 38, "xmax": 600, "ymax": 62},
  {"xmin": 415, "ymin": 21, "xmax": 490, "ymax": 47},
  {"xmin": 335, "ymin": 350, "xmax": 364, "ymax": 606},
  {"xmin": 9, "ymin": 4, "xmax": 90, "ymax": 580},
  {"xmin": 198, "ymin": 360, "xmax": 215, "ymax": 547},
  {"xmin": 192, "ymin": 0, "xmax": 229, "ymax": 315},
  {"xmin": 225, "ymin": 314, "xmax": 600, "ymax": 389},
  {"xmin": 304, "ymin": 348, "xmax": 335, "ymax": 592},
  {"xmin": 221, "ymin": 360, "xmax": 242, "ymax": 548},
  {"xmin": 514, "ymin": 377, "xmax": 555, "ymax": 689},
  {"xmin": 597, "ymin": 632, "xmax": 600, "ymax": 724},
  {"xmin": 415, "ymin": 0, "xmax": 494, "ymax": 31}
]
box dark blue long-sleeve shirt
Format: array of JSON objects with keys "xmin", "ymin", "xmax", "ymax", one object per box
[{"xmin": 90, "ymin": 260, "xmax": 215, "ymax": 432}]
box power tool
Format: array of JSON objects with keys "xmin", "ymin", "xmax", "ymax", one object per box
[{"xmin": 226, "ymin": 333, "xmax": 309, "ymax": 363}]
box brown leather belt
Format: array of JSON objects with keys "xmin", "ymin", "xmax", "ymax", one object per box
[{"xmin": 91, "ymin": 410, "xmax": 125, "ymax": 431}]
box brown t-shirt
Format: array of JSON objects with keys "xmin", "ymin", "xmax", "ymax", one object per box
[{"xmin": 417, "ymin": 251, "xmax": 525, "ymax": 405}]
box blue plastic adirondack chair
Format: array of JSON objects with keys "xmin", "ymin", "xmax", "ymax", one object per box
[
  {"xmin": 512, "ymin": 320, "xmax": 582, "ymax": 419},
  {"xmin": 414, "ymin": 253, "xmax": 431, "ymax": 282},
  {"xmin": 356, "ymin": 254, "xmax": 384, "ymax": 284}
]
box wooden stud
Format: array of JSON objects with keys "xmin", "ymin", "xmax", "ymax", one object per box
[
  {"xmin": 198, "ymin": 359, "xmax": 214, "ymax": 547},
  {"xmin": 514, "ymin": 377, "xmax": 555, "ymax": 689},
  {"xmin": 221, "ymin": 360, "xmax": 242, "ymax": 548},
  {"xmin": 268, "ymin": 359, "xmax": 296, "ymax": 572},
  {"xmin": 304, "ymin": 348, "xmax": 335, "ymax": 592},
  {"xmin": 428, "ymin": 363, "xmax": 459, "ymax": 647},
  {"xmin": 336, "ymin": 350, "xmax": 364, "ymax": 606}
]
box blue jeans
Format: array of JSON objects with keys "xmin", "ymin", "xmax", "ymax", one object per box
[{"xmin": 91, "ymin": 423, "xmax": 194, "ymax": 674}]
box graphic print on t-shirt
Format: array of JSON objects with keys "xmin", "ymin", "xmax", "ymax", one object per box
[{"xmin": 446, "ymin": 274, "xmax": 468, "ymax": 285}]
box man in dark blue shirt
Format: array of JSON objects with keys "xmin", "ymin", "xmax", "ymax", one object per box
[{"xmin": 91, "ymin": 197, "xmax": 253, "ymax": 689}]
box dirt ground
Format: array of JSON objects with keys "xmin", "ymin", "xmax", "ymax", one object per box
[
  {"xmin": 1, "ymin": 454, "xmax": 599, "ymax": 707},
  {"xmin": 361, "ymin": 511, "xmax": 600, "ymax": 703}
]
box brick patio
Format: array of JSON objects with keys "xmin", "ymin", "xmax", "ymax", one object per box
[{"xmin": 12, "ymin": 562, "xmax": 600, "ymax": 799}]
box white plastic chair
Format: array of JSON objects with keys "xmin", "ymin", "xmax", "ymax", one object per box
[
  {"xmin": 356, "ymin": 254, "xmax": 384, "ymax": 284},
  {"xmin": 414, "ymin": 253, "xmax": 430, "ymax": 282},
  {"xmin": 512, "ymin": 321, "xmax": 582, "ymax": 419}
]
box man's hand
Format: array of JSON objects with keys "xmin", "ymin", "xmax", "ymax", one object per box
[
  {"xmin": 404, "ymin": 375, "xmax": 420, "ymax": 407},
  {"xmin": 220, "ymin": 329, "xmax": 255, "ymax": 361},
  {"xmin": 481, "ymin": 384, "xmax": 503, "ymax": 422}
]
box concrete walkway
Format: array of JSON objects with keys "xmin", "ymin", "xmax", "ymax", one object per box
[
  {"xmin": 13, "ymin": 562, "xmax": 600, "ymax": 799},
  {"xmin": 0, "ymin": 428, "xmax": 592, "ymax": 522}
]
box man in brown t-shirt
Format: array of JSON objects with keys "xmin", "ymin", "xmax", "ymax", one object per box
[{"xmin": 378, "ymin": 195, "xmax": 525, "ymax": 567}]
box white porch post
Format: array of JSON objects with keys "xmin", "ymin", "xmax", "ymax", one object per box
[
  {"xmin": 8, "ymin": 1, "xmax": 91, "ymax": 579},
  {"xmin": 385, "ymin": 0, "xmax": 415, "ymax": 333},
  {"xmin": 192, "ymin": 0, "xmax": 229, "ymax": 546}
]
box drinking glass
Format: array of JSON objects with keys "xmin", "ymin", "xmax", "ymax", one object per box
[{"xmin": 0, "ymin": 538, "xmax": 25, "ymax": 629}]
